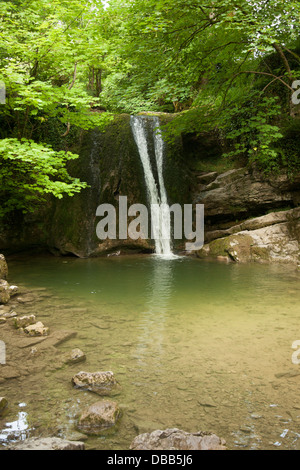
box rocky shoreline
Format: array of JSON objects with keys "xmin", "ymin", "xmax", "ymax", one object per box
[{"xmin": 0, "ymin": 253, "xmax": 227, "ymax": 451}]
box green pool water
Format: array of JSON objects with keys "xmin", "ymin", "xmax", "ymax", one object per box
[{"xmin": 1, "ymin": 254, "xmax": 300, "ymax": 450}]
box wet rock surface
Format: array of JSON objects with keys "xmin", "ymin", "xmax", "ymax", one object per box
[
  {"xmin": 0, "ymin": 277, "xmax": 90, "ymax": 448},
  {"xmin": 130, "ymin": 428, "xmax": 227, "ymax": 450},
  {"xmin": 0, "ymin": 255, "xmax": 8, "ymax": 280},
  {"xmin": 13, "ymin": 315, "xmax": 36, "ymax": 329},
  {"xmin": 78, "ymin": 400, "xmax": 121, "ymax": 434},
  {"xmin": 0, "ymin": 254, "xmax": 17, "ymax": 305},
  {"xmin": 0, "ymin": 397, "xmax": 8, "ymax": 416},
  {"xmin": 72, "ymin": 371, "xmax": 120, "ymax": 396},
  {"xmin": 0, "ymin": 262, "xmax": 79, "ymax": 386},
  {"xmin": 0, "ymin": 280, "xmax": 10, "ymax": 305},
  {"xmin": 63, "ymin": 348, "xmax": 86, "ymax": 365}
]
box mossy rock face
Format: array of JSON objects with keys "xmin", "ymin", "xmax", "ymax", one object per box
[
  {"xmin": 0, "ymin": 397, "xmax": 8, "ymax": 416},
  {"xmin": 208, "ymin": 237, "xmax": 232, "ymax": 257},
  {"xmin": 0, "ymin": 114, "xmax": 192, "ymax": 256},
  {"xmin": 250, "ymin": 246, "xmax": 271, "ymax": 262},
  {"xmin": 226, "ymin": 234, "xmax": 253, "ymax": 262},
  {"xmin": 48, "ymin": 113, "xmax": 192, "ymax": 256},
  {"xmin": 47, "ymin": 115, "xmax": 152, "ymax": 256},
  {"xmin": 198, "ymin": 234, "xmax": 253, "ymax": 263},
  {"xmin": 77, "ymin": 400, "xmax": 121, "ymax": 435},
  {"xmin": 72, "ymin": 371, "xmax": 120, "ymax": 396}
]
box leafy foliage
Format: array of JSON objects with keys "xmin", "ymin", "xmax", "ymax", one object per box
[
  {"xmin": 0, "ymin": 0, "xmax": 113, "ymax": 216},
  {"xmin": 0, "ymin": 138, "xmax": 86, "ymax": 216},
  {"xmin": 220, "ymin": 96, "xmax": 284, "ymax": 171},
  {"xmin": 1, "ymin": 0, "xmax": 300, "ymax": 217},
  {"xmin": 102, "ymin": 0, "xmax": 300, "ymax": 173}
]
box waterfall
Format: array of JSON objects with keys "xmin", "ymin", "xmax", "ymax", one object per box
[{"xmin": 130, "ymin": 115, "xmax": 173, "ymax": 256}]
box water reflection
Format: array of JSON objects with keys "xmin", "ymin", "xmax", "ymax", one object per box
[{"xmin": 134, "ymin": 258, "xmax": 175, "ymax": 368}]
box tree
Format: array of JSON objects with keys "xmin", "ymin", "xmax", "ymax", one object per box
[
  {"xmin": 0, "ymin": 0, "xmax": 113, "ymax": 216},
  {"xmin": 103, "ymin": 0, "xmax": 300, "ymax": 172}
]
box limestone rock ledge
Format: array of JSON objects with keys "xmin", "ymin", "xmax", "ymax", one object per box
[
  {"xmin": 195, "ymin": 168, "xmax": 300, "ymax": 225},
  {"xmin": 197, "ymin": 207, "xmax": 300, "ymax": 264}
]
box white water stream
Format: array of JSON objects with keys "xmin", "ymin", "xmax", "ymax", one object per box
[{"xmin": 130, "ymin": 115, "xmax": 173, "ymax": 256}]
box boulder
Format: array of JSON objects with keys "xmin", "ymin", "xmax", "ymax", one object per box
[
  {"xmin": 13, "ymin": 315, "xmax": 36, "ymax": 329},
  {"xmin": 0, "ymin": 280, "xmax": 10, "ymax": 304},
  {"xmin": 8, "ymin": 437, "xmax": 85, "ymax": 450},
  {"xmin": 0, "ymin": 254, "xmax": 8, "ymax": 279},
  {"xmin": 24, "ymin": 321, "xmax": 49, "ymax": 337},
  {"xmin": 63, "ymin": 348, "xmax": 86, "ymax": 365},
  {"xmin": 78, "ymin": 400, "xmax": 121, "ymax": 434},
  {"xmin": 9, "ymin": 285, "xmax": 18, "ymax": 296},
  {"xmin": 72, "ymin": 371, "xmax": 119, "ymax": 396},
  {"xmin": 130, "ymin": 428, "xmax": 227, "ymax": 450}
]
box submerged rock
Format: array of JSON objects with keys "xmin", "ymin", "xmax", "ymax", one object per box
[
  {"xmin": 0, "ymin": 280, "xmax": 10, "ymax": 304},
  {"xmin": 17, "ymin": 294, "xmax": 37, "ymax": 304},
  {"xmin": 130, "ymin": 428, "xmax": 227, "ymax": 450},
  {"xmin": 24, "ymin": 321, "xmax": 49, "ymax": 337},
  {"xmin": 0, "ymin": 254, "xmax": 8, "ymax": 280},
  {"xmin": 1, "ymin": 310, "xmax": 17, "ymax": 318},
  {"xmin": 9, "ymin": 285, "xmax": 18, "ymax": 297},
  {"xmin": 78, "ymin": 400, "xmax": 121, "ymax": 434},
  {"xmin": 63, "ymin": 348, "xmax": 86, "ymax": 365},
  {"xmin": 13, "ymin": 315, "xmax": 36, "ymax": 329},
  {"xmin": 0, "ymin": 397, "xmax": 8, "ymax": 416},
  {"xmin": 8, "ymin": 437, "xmax": 85, "ymax": 450},
  {"xmin": 72, "ymin": 371, "xmax": 120, "ymax": 396}
]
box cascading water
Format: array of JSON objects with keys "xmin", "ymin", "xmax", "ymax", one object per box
[{"xmin": 130, "ymin": 115, "xmax": 173, "ymax": 256}]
